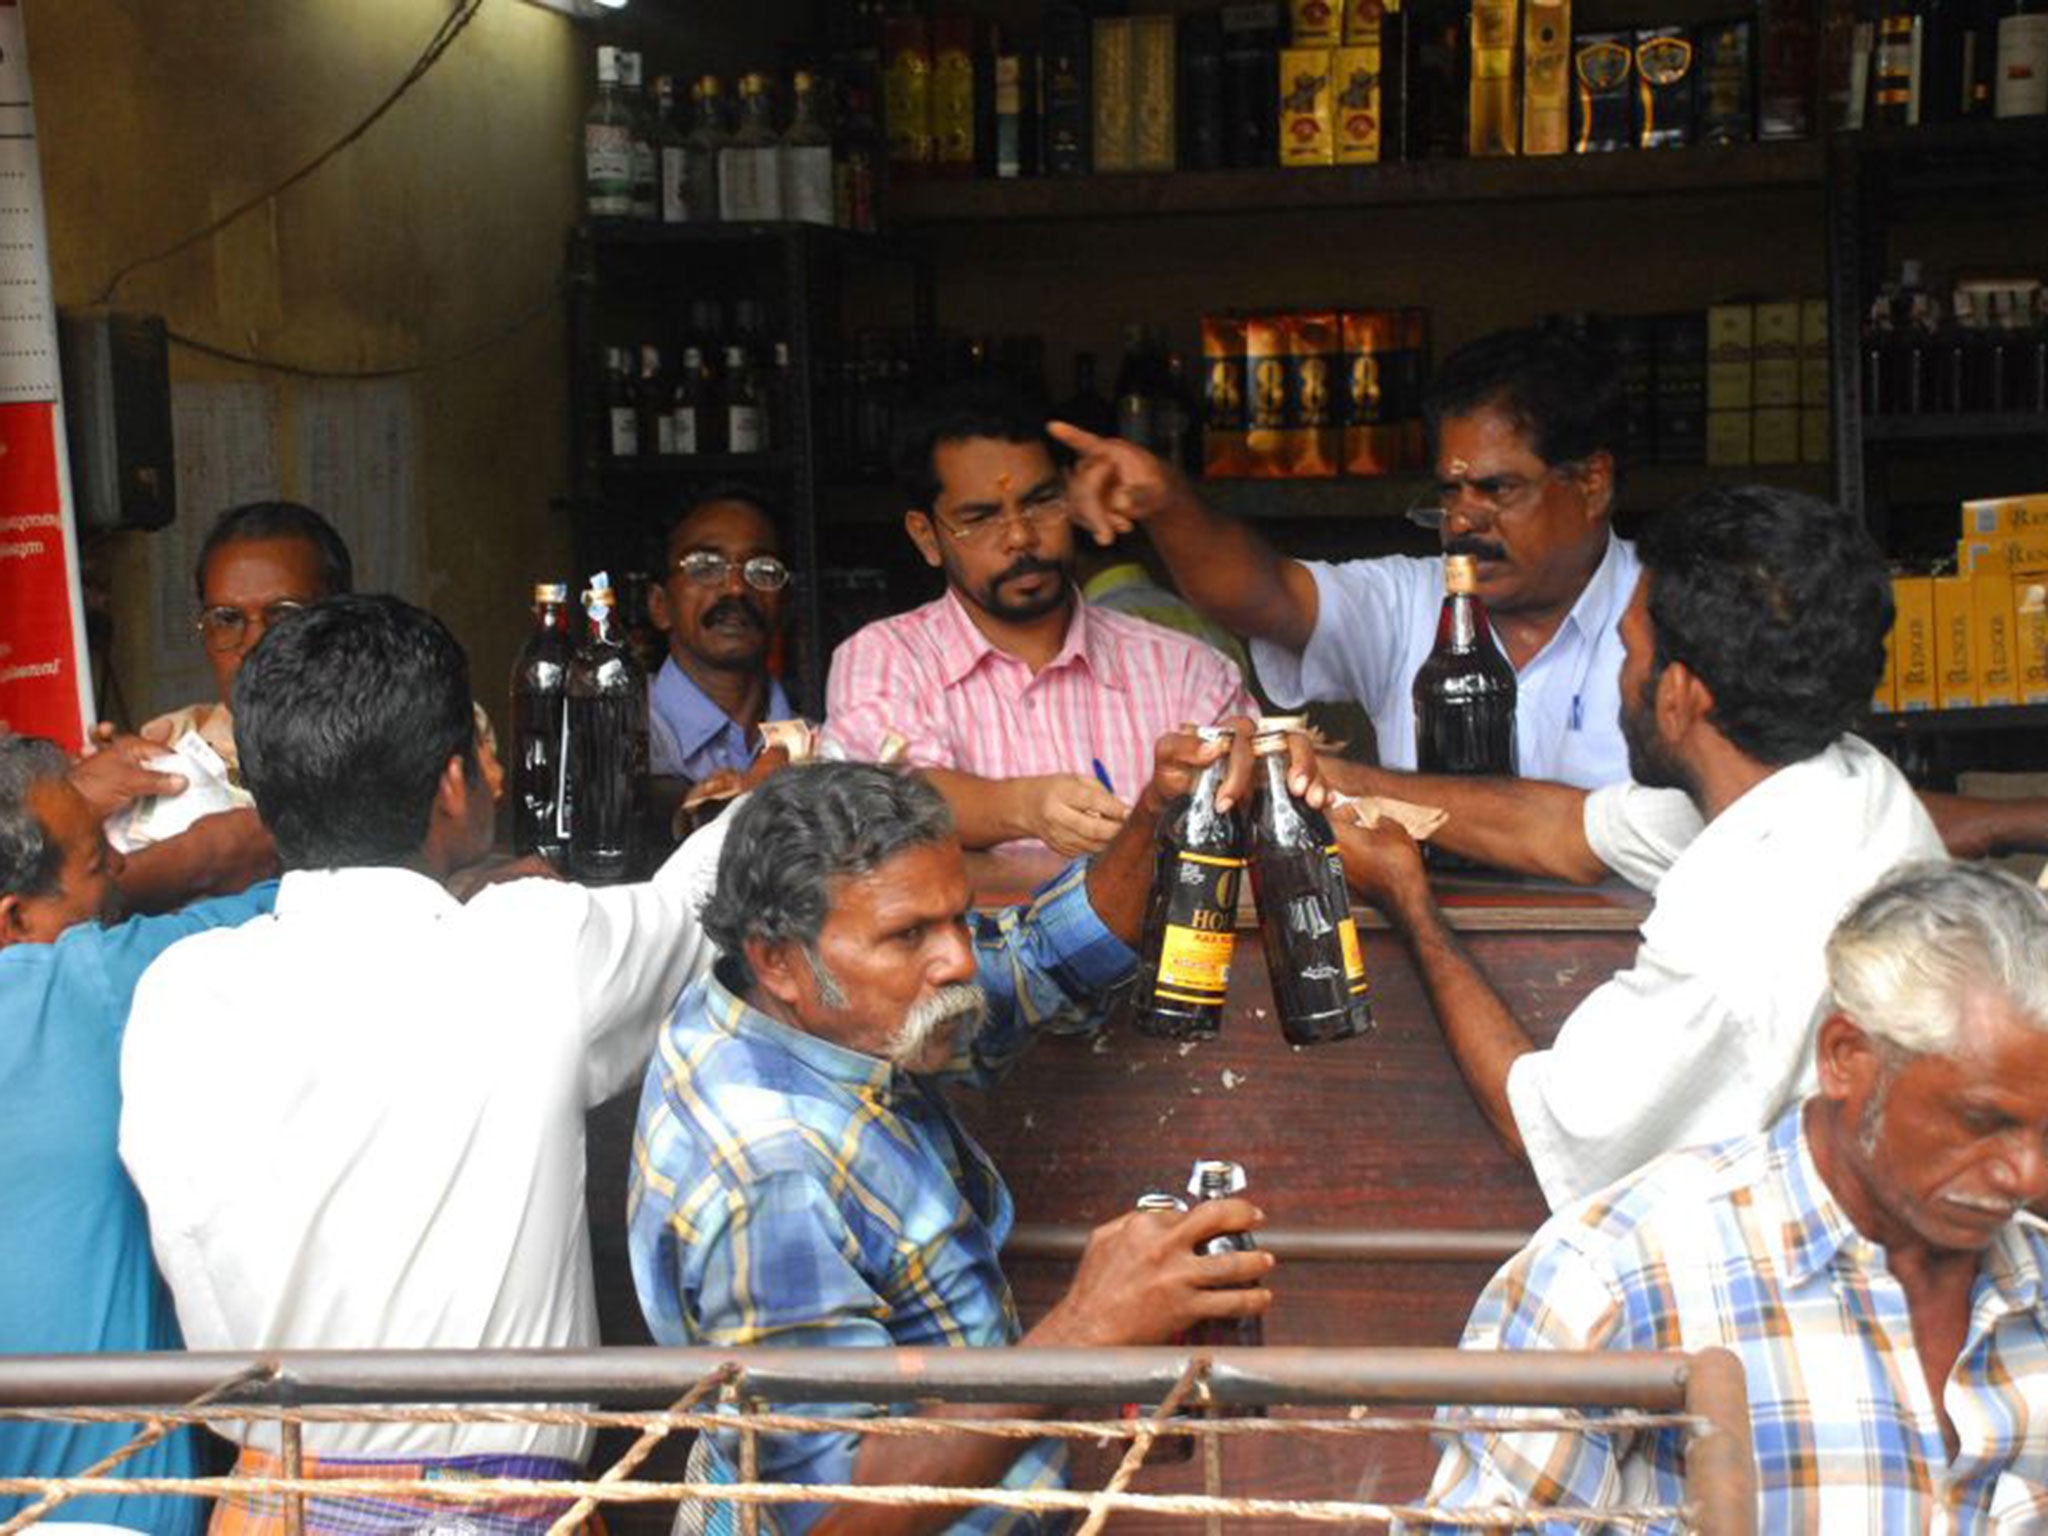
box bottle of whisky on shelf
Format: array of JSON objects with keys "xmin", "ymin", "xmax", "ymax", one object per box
[
  {"xmin": 1998, "ymin": 0, "xmax": 2048, "ymax": 116},
  {"xmin": 604, "ymin": 347, "xmax": 638, "ymax": 457},
  {"xmin": 654, "ymin": 76, "xmax": 690, "ymax": 224},
  {"xmin": 781, "ymin": 70, "xmax": 837, "ymax": 225},
  {"xmin": 684, "ymin": 76, "xmax": 728, "ymax": 222},
  {"xmin": 621, "ymin": 52, "xmax": 659, "ymax": 221},
  {"xmin": 724, "ymin": 344, "xmax": 768, "ymax": 454},
  {"xmin": 669, "ymin": 345, "xmax": 708, "ymax": 456},
  {"xmin": 720, "ymin": 73, "xmax": 785, "ymax": 221},
  {"xmin": 583, "ymin": 47, "xmax": 635, "ymax": 220}
]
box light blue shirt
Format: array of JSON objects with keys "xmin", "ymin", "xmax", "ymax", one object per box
[
  {"xmin": 0, "ymin": 884, "xmax": 277, "ymax": 1535},
  {"xmin": 1250, "ymin": 534, "xmax": 1641, "ymax": 789},
  {"xmin": 647, "ymin": 655, "xmax": 794, "ymax": 781}
]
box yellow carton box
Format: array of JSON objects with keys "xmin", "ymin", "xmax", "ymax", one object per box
[
  {"xmin": 1974, "ymin": 570, "xmax": 2019, "ymax": 706},
  {"xmin": 2017, "ymin": 576, "xmax": 2048, "ymax": 704},
  {"xmin": 1874, "ymin": 599, "xmax": 1898, "ymax": 713},
  {"xmin": 1332, "ymin": 43, "xmax": 1383, "ymax": 163},
  {"xmin": 1279, "ymin": 47, "xmax": 1336, "ymax": 165},
  {"xmin": 1892, "ymin": 575, "xmax": 1937, "ymax": 712},
  {"xmin": 1961, "ymin": 526, "xmax": 2048, "ymax": 575},
  {"xmin": 1706, "ymin": 302, "xmax": 1754, "ymax": 411},
  {"xmin": 1798, "ymin": 298, "xmax": 1829, "ymax": 407},
  {"xmin": 1800, "ymin": 404, "xmax": 1830, "ymax": 464},
  {"xmin": 1963, "ymin": 493, "xmax": 2048, "ymax": 538},
  {"xmin": 1292, "ymin": 0, "xmax": 1342, "ymax": 47},
  {"xmin": 1706, "ymin": 408, "xmax": 1751, "ymax": 465},
  {"xmin": 1132, "ymin": 15, "xmax": 1177, "ymax": 171},
  {"xmin": 1521, "ymin": 0, "xmax": 1572, "ymax": 155},
  {"xmin": 1934, "ymin": 574, "xmax": 1977, "ymax": 708},
  {"xmin": 1752, "ymin": 299, "xmax": 1801, "ymax": 408},
  {"xmin": 1091, "ymin": 18, "xmax": 1134, "ymax": 172},
  {"xmin": 1753, "ymin": 405, "xmax": 1799, "ymax": 464}
]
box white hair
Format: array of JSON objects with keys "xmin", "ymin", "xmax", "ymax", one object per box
[{"xmin": 1826, "ymin": 860, "xmax": 2048, "ymax": 1056}]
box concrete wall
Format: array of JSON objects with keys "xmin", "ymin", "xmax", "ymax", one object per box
[{"xmin": 25, "ymin": 0, "xmax": 586, "ymax": 720}]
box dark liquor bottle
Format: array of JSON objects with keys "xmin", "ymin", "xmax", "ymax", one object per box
[
  {"xmin": 1055, "ymin": 351, "xmax": 1117, "ymax": 437},
  {"xmin": 605, "ymin": 347, "xmax": 639, "ymax": 458},
  {"xmin": 1184, "ymin": 1159, "xmax": 1266, "ymax": 1354},
  {"xmin": 1866, "ymin": 4, "xmax": 1920, "ymax": 126},
  {"xmin": 510, "ymin": 582, "xmax": 572, "ymax": 862},
  {"xmin": 1133, "ymin": 727, "xmax": 1245, "ymax": 1042},
  {"xmin": 565, "ymin": 573, "xmax": 648, "ymax": 883},
  {"xmin": 1998, "ymin": 0, "xmax": 2048, "ymax": 116},
  {"xmin": 724, "ymin": 343, "xmax": 768, "ymax": 455},
  {"xmin": 1113, "ymin": 325, "xmax": 1167, "ymax": 451},
  {"xmin": 684, "ymin": 76, "xmax": 728, "ymax": 223},
  {"xmin": 1412, "ymin": 553, "xmax": 1518, "ymax": 777},
  {"xmin": 1246, "ymin": 726, "xmax": 1374, "ymax": 1046}
]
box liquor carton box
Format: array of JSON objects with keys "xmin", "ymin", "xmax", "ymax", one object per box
[
  {"xmin": 1752, "ymin": 300, "xmax": 1801, "ymax": 408},
  {"xmin": 1801, "ymin": 404, "xmax": 1830, "ymax": 464},
  {"xmin": 1201, "ymin": 313, "xmax": 1251, "ymax": 478},
  {"xmin": 1635, "ymin": 26, "xmax": 1697, "ymax": 148},
  {"xmin": 1333, "ymin": 42, "xmax": 1383, "ymax": 163},
  {"xmin": 2017, "ymin": 577, "xmax": 2048, "ymax": 703},
  {"xmin": 1042, "ymin": 1, "xmax": 1092, "ymax": 175},
  {"xmin": 1092, "ymin": 18, "xmax": 1135, "ymax": 172},
  {"xmin": 1798, "ymin": 298, "xmax": 1830, "ymax": 407},
  {"xmin": 1133, "ymin": 15, "xmax": 1178, "ymax": 171},
  {"xmin": 1180, "ymin": 11, "xmax": 1226, "ymax": 169},
  {"xmin": 1288, "ymin": 310, "xmax": 1343, "ymax": 477},
  {"xmin": 1279, "ymin": 47, "xmax": 1336, "ymax": 164},
  {"xmin": 1343, "ymin": 308, "xmax": 1401, "ymax": 475},
  {"xmin": 929, "ymin": 17, "xmax": 976, "ymax": 176},
  {"xmin": 1974, "ymin": 569, "xmax": 2020, "ymax": 706},
  {"xmin": 883, "ymin": 15, "xmax": 933, "ymax": 170},
  {"xmin": 1606, "ymin": 312, "xmax": 1656, "ymax": 463},
  {"xmin": 1292, "ymin": 0, "xmax": 1341, "ymax": 47},
  {"xmin": 1705, "ymin": 302, "xmax": 1754, "ymax": 411},
  {"xmin": 1892, "ymin": 575, "xmax": 1937, "ymax": 712},
  {"xmin": 1572, "ymin": 32, "xmax": 1635, "ymax": 152},
  {"xmin": 1650, "ymin": 311, "xmax": 1706, "ymax": 466},
  {"xmin": 1874, "ymin": 600, "xmax": 1898, "ymax": 712},
  {"xmin": 1468, "ymin": 0, "xmax": 1521, "ymax": 155},
  {"xmin": 1934, "ymin": 573, "xmax": 1977, "ymax": 708},
  {"xmin": 1695, "ymin": 18, "xmax": 1754, "ymax": 144},
  {"xmin": 1963, "ymin": 494, "xmax": 2048, "ymax": 537},
  {"xmin": 1757, "ymin": 0, "xmax": 1816, "ymax": 139},
  {"xmin": 1245, "ymin": 313, "xmax": 1291, "ymax": 477},
  {"xmin": 1961, "ymin": 527, "xmax": 2048, "ymax": 575},
  {"xmin": 1753, "ymin": 405, "xmax": 1799, "ymax": 464},
  {"xmin": 992, "ymin": 54, "xmax": 1039, "ymax": 178},
  {"xmin": 1222, "ymin": 2, "xmax": 1284, "ymax": 167},
  {"xmin": 1706, "ymin": 409, "xmax": 1752, "ymax": 465},
  {"xmin": 1341, "ymin": 0, "xmax": 1385, "ymax": 45},
  {"xmin": 1522, "ymin": 0, "xmax": 1573, "ymax": 155}
]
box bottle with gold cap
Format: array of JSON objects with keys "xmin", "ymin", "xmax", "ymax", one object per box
[
  {"xmin": 1132, "ymin": 724, "xmax": 1245, "ymax": 1042},
  {"xmin": 510, "ymin": 582, "xmax": 573, "ymax": 863},
  {"xmin": 1412, "ymin": 552, "xmax": 1518, "ymax": 780},
  {"xmin": 1246, "ymin": 721, "xmax": 1373, "ymax": 1046}
]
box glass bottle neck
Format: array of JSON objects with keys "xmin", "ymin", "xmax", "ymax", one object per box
[
  {"xmin": 1435, "ymin": 591, "xmax": 1487, "ymax": 653},
  {"xmin": 536, "ymin": 601, "xmax": 566, "ymax": 631}
]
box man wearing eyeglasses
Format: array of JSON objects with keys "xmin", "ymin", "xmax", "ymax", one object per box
[
  {"xmin": 1056, "ymin": 327, "xmax": 1637, "ymax": 789},
  {"xmin": 645, "ymin": 485, "xmax": 795, "ymax": 783},
  {"xmin": 823, "ymin": 380, "xmax": 1254, "ymax": 857}
]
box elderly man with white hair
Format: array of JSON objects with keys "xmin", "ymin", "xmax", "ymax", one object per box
[{"xmin": 1419, "ymin": 860, "xmax": 2048, "ymax": 1532}]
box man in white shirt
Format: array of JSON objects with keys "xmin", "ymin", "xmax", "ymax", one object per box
[
  {"xmin": 119, "ymin": 595, "xmax": 728, "ymax": 1528},
  {"xmin": 1335, "ymin": 485, "xmax": 1946, "ymax": 1209}
]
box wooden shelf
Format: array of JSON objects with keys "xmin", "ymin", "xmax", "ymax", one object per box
[
  {"xmin": 1862, "ymin": 704, "xmax": 2048, "ymax": 737},
  {"xmin": 885, "ymin": 141, "xmax": 1824, "ymax": 227},
  {"xmin": 1863, "ymin": 412, "xmax": 2048, "ymax": 445}
]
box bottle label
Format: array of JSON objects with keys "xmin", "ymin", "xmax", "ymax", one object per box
[
  {"xmin": 1154, "ymin": 851, "xmax": 1244, "ymax": 1002},
  {"xmin": 719, "ymin": 148, "xmax": 784, "ymax": 221},
  {"xmin": 1157, "ymin": 924, "xmax": 1237, "ymax": 1001},
  {"xmin": 661, "ymin": 146, "xmax": 692, "ymax": 222},
  {"xmin": 781, "ymin": 145, "xmax": 835, "ymax": 225},
  {"xmin": 1327, "ymin": 844, "xmax": 1370, "ymax": 994},
  {"xmin": 674, "ymin": 406, "xmax": 698, "ymax": 454},
  {"xmin": 609, "ymin": 405, "xmax": 637, "ymax": 457},
  {"xmin": 656, "ymin": 414, "xmax": 678, "ymax": 455},
  {"xmin": 1997, "ymin": 15, "xmax": 2048, "ymax": 118},
  {"xmin": 729, "ymin": 405, "xmax": 764, "ymax": 453},
  {"xmin": 585, "ymin": 125, "xmax": 633, "ymax": 216}
]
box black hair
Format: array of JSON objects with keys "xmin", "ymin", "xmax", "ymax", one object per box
[
  {"xmin": 233, "ymin": 594, "xmax": 478, "ymax": 870},
  {"xmin": 1639, "ymin": 484, "xmax": 1891, "ymax": 767},
  {"xmin": 194, "ymin": 501, "xmax": 354, "ymax": 605},
  {"xmin": 891, "ymin": 377, "xmax": 1057, "ymax": 513},
  {"xmin": 700, "ymin": 762, "xmax": 955, "ymax": 991},
  {"xmin": 0, "ymin": 734, "xmax": 72, "ymax": 901},
  {"xmin": 666, "ymin": 482, "xmax": 781, "ymax": 544},
  {"xmin": 1421, "ymin": 326, "xmax": 1624, "ymax": 467}
]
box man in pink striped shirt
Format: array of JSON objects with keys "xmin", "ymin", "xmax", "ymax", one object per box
[{"xmin": 824, "ymin": 381, "xmax": 1255, "ymax": 855}]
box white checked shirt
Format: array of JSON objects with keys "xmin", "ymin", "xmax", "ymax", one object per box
[{"xmin": 821, "ymin": 588, "xmax": 1254, "ymax": 809}]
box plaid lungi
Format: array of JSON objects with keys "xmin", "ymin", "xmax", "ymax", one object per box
[{"xmin": 210, "ymin": 1446, "xmax": 605, "ymax": 1535}]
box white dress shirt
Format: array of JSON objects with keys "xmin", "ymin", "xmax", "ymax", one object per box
[
  {"xmin": 1506, "ymin": 735, "xmax": 1945, "ymax": 1210},
  {"xmin": 119, "ymin": 826, "xmax": 729, "ymax": 1463},
  {"xmin": 1249, "ymin": 534, "xmax": 1640, "ymax": 789}
]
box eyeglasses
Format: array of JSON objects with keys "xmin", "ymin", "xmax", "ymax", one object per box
[
  {"xmin": 675, "ymin": 551, "xmax": 791, "ymax": 592},
  {"xmin": 929, "ymin": 490, "xmax": 1071, "ymax": 545},
  {"xmin": 194, "ymin": 600, "xmax": 308, "ymax": 652},
  {"xmin": 1404, "ymin": 462, "xmax": 1585, "ymax": 530}
]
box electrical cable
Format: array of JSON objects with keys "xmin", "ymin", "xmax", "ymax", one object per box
[{"xmin": 90, "ymin": 0, "xmax": 487, "ymax": 307}]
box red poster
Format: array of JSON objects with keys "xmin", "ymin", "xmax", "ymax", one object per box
[{"xmin": 0, "ymin": 7, "xmax": 93, "ymax": 751}]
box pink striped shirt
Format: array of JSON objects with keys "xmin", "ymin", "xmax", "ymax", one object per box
[{"xmin": 822, "ymin": 588, "xmax": 1254, "ymax": 801}]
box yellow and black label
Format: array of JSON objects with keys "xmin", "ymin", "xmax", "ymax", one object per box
[
  {"xmin": 1325, "ymin": 844, "xmax": 1371, "ymax": 995},
  {"xmin": 1157, "ymin": 924, "xmax": 1237, "ymax": 1002}
]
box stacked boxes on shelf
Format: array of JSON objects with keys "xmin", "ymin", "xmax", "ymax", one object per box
[
  {"xmin": 1704, "ymin": 298, "xmax": 1830, "ymax": 467},
  {"xmin": 1876, "ymin": 493, "xmax": 2048, "ymax": 712}
]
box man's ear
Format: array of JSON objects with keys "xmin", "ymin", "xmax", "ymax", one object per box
[
  {"xmin": 1578, "ymin": 451, "xmax": 1616, "ymax": 522},
  {"xmin": 904, "ymin": 510, "xmax": 943, "ymax": 570},
  {"xmin": 0, "ymin": 892, "xmax": 27, "ymax": 948},
  {"xmin": 432, "ymin": 754, "xmax": 472, "ymax": 828},
  {"xmin": 1656, "ymin": 656, "xmax": 1714, "ymax": 743},
  {"xmin": 747, "ymin": 936, "xmax": 806, "ymax": 1011},
  {"xmin": 1815, "ymin": 1011, "xmax": 1883, "ymax": 1100},
  {"xmin": 647, "ymin": 579, "xmax": 675, "ymax": 634}
]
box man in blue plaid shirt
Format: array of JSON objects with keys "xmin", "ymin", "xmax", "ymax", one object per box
[
  {"xmin": 1421, "ymin": 861, "xmax": 2048, "ymax": 1532},
  {"xmin": 630, "ymin": 742, "xmax": 1300, "ymax": 1536}
]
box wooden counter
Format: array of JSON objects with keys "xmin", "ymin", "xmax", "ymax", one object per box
[{"xmin": 584, "ymin": 864, "xmax": 1648, "ymax": 1523}]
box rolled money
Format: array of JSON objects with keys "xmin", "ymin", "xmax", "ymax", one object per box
[
  {"xmin": 759, "ymin": 719, "xmax": 817, "ymax": 763},
  {"xmin": 876, "ymin": 730, "xmax": 911, "ymax": 766},
  {"xmin": 1328, "ymin": 789, "xmax": 1449, "ymax": 842}
]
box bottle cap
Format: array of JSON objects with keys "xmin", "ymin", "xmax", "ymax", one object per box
[
  {"xmin": 740, "ymin": 71, "xmax": 768, "ymax": 96},
  {"xmin": 794, "ymin": 69, "xmax": 816, "ymax": 91},
  {"xmin": 533, "ymin": 582, "xmax": 569, "ymax": 604},
  {"xmin": 1135, "ymin": 1191, "xmax": 1189, "ymax": 1213},
  {"xmin": 1445, "ymin": 553, "xmax": 1479, "ymax": 594},
  {"xmin": 694, "ymin": 74, "xmax": 722, "ymax": 97},
  {"xmin": 1187, "ymin": 1159, "xmax": 1248, "ymax": 1198}
]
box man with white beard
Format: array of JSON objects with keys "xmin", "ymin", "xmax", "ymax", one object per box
[{"xmin": 628, "ymin": 756, "xmax": 1286, "ymax": 1536}]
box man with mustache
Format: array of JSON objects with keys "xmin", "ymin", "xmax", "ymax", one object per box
[
  {"xmin": 823, "ymin": 380, "xmax": 1254, "ymax": 857},
  {"xmin": 647, "ymin": 486, "xmax": 795, "ymax": 782},
  {"xmin": 631, "ymin": 746, "xmax": 1286, "ymax": 1536},
  {"xmin": 1419, "ymin": 862, "xmax": 2048, "ymax": 1531},
  {"xmin": 1056, "ymin": 326, "xmax": 1637, "ymax": 788}
]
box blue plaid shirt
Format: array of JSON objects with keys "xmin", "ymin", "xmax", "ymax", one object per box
[
  {"xmin": 628, "ymin": 860, "xmax": 1135, "ymax": 1536},
  {"xmin": 1423, "ymin": 1104, "xmax": 2048, "ymax": 1532}
]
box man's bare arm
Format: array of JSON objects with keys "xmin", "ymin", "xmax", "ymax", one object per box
[
  {"xmin": 923, "ymin": 768, "xmax": 1128, "ymax": 858},
  {"xmin": 1918, "ymin": 791, "xmax": 2048, "ymax": 859},
  {"xmin": 117, "ymin": 810, "xmax": 279, "ymax": 914},
  {"xmin": 1049, "ymin": 422, "xmax": 1320, "ymax": 650},
  {"xmin": 1321, "ymin": 758, "xmax": 1607, "ymax": 883}
]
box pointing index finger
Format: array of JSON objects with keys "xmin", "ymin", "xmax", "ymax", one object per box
[{"xmin": 1047, "ymin": 419, "xmax": 1111, "ymax": 457}]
